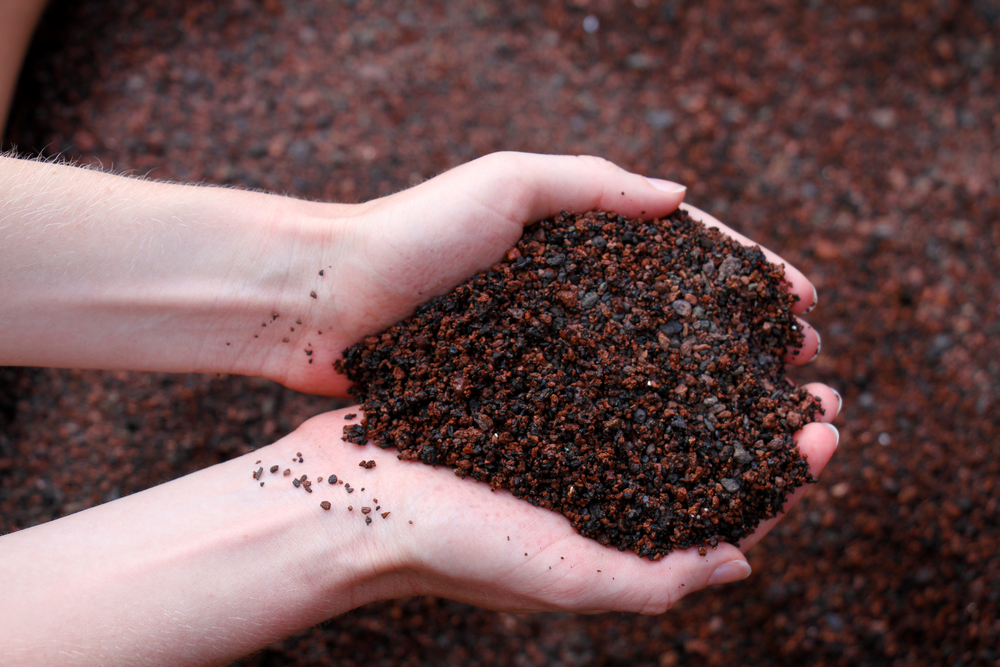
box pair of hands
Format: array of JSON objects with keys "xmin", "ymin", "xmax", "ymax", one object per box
[
  {"xmin": 258, "ymin": 152, "xmax": 840, "ymax": 614},
  {"xmin": 0, "ymin": 151, "xmax": 839, "ymax": 626}
]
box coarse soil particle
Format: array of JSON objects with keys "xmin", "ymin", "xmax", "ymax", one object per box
[
  {"xmin": 336, "ymin": 209, "xmax": 818, "ymax": 558},
  {"xmin": 320, "ymin": 500, "xmax": 331, "ymax": 510}
]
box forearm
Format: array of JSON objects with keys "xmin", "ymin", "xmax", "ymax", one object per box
[
  {"xmin": 0, "ymin": 410, "xmax": 402, "ymax": 667},
  {"xmin": 0, "ymin": 156, "xmax": 357, "ymax": 390}
]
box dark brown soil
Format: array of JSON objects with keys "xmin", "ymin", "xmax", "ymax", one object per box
[
  {"xmin": 4, "ymin": 1, "xmax": 998, "ymax": 665},
  {"xmin": 337, "ymin": 210, "xmax": 816, "ymax": 558}
]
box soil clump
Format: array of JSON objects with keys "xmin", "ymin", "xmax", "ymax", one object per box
[{"xmin": 340, "ymin": 209, "xmax": 817, "ymax": 558}]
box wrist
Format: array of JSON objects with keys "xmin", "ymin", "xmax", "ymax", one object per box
[
  {"xmin": 0, "ymin": 408, "xmax": 403, "ymax": 666},
  {"xmin": 0, "ymin": 156, "xmax": 362, "ymax": 389}
]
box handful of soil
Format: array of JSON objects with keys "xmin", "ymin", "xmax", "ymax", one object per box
[{"xmin": 335, "ymin": 209, "xmax": 818, "ymax": 559}]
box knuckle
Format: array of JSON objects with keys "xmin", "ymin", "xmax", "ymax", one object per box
[{"xmin": 575, "ymin": 154, "xmax": 620, "ymax": 175}]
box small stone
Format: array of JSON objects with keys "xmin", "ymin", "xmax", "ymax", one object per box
[
  {"xmin": 732, "ymin": 442, "xmax": 753, "ymax": 465},
  {"xmin": 660, "ymin": 320, "xmax": 683, "ymax": 336},
  {"xmin": 717, "ymin": 256, "xmax": 743, "ymax": 282},
  {"xmin": 580, "ymin": 292, "xmax": 600, "ymax": 309}
]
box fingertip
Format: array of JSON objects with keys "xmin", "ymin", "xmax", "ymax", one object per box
[
  {"xmin": 795, "ymin": 421, "xmax": 840, "ymax": 477},
  {"xmin": 820, "ymin": 421, "xmax": 841, "ymax": 447},
  {"xmin": 788, "ymin": 278, "xmax": 818, "ymax": 315},
  {"xmin": 801, "ymin": 382, "xmax": 843, "ymax": 422},
  {"xmin": 661, "ymin": 542, "xmax": 746, "ymax": 607},
  {"xmin": 831, "ymin": 387, "xmax": 843, "ymax": 415},
  {"xmin": 810, "ymin": 328, "xmax": 822, "ymax": 362},
  {"xmin": 489, "ymin": 153, "xmax": 689, "ymax": 223},
  {"xmin": 803, "ymin": 283, "xmax": 819, "ymax": 314},
  {"xmin": 785, "ymin": 318, "xmax": 819, "ymax": 365},
  {"xmin": 707, "ymin": 559, "xmax": 752, "ymax": 586},
  {"xmin": 645, "ymin": 177, "xmax": 687, "ymax": 195}
]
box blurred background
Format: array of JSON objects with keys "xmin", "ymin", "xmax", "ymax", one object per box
[{"xmin": 2, "ymin": 1, "xmax": 998, "ymax": 665}]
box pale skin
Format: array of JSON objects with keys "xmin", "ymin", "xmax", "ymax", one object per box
[{"xmin": 0, "ymin": 151, "xmax": 840, "ymax": 666}]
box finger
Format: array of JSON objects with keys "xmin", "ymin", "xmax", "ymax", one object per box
[
  {"xmin": 801, "ymin": 382, "xmax": 842, "ymax": 423},
  {"xmin": 785, "ymin": 317, "xmax": 821, "ymax": 365},
  {"xmin": 360, "ymin": 152, "xmax": 689, "ymax": 305},
  {"xmin": 541, "ymin": 539, "xmax": 750, "ymax": 615},
  {"xmin": 736, "ymin": 420, "xmax": 840, "ymax": 552},
  {"xmin": 450, "ymin": 151, "xmax": 688, "ymax": 226},
  {"xmin": 680, "ymin": 203, "xmax": 817, "ymax": 314}
]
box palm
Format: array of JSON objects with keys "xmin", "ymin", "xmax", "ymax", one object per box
[{"xmin": 328, "ymin": 391, "xmax": 837, "ymax": 615}]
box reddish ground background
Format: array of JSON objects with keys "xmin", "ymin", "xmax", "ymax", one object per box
[{"xmin": 2, "ymin": 1, "xmax": 998, "ymax": 665}]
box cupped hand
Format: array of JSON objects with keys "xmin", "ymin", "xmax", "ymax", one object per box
[
  {"xmin": 270, "ymin": 152, "xmax": 822, "ymax": 395},
  {"xmin": 303, "ymin": 392, "xmax": 838, "ymax": 616}
]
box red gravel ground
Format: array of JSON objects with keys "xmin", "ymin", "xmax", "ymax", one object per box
[{"xmin": 3, "ymin": 1, "xmax": 998, "ymax": 665}]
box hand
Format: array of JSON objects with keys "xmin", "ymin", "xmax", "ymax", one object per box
[
  {"xmin": 271, "ymin": 152, "xmax": 822, "ymax": 395},
  {"xmin": 296, "ymin": 395, "xmax": 839, "ymax": 615}
]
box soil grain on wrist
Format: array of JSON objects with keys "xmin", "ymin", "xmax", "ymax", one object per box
[{"xmin": 335, "ymin": 209, "xmax": 818, "ymax": 558}]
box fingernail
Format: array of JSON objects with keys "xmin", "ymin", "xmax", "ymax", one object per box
[
  {"xmin": 822, "ymin": 422, "xmax": 841, "ymax": 446},
  {"xmin": 646, "ymin": 177, "xmax": 686, "ymax": 194},
  {"xmin": 831, "ymin": 387, "xmax": 843, "ymax": 416},
  {"xmin": 809, "ymin": 332, "xmax": 822, "ymax": 362},
  {"xmin": 805, "ymin": 284, "xmax": 819, "ymax": 313},
  {"xmin": 708, "ymin": 560, "xmax": 751, "ymax": 586}
]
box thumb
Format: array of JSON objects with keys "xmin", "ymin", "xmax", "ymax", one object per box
[
  {"xmin": 359, "ymin": 151, "xmax": 687, "ymax": 304},
  {"xmin": 426, "ymin": 151, "xmax": 687, "ymax": 226}
]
